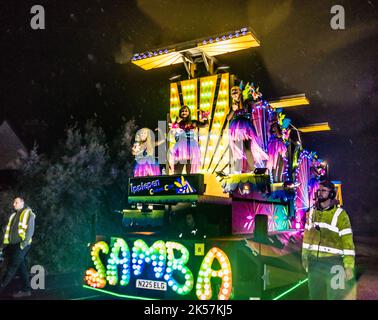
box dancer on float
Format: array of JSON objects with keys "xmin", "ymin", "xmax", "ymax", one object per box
[
  {"xmin": 308, "ymin": 156, "xmax": 328, "ymax": 207},
  {"xmin": 170, "ymin": 105, "xmax": 209, "ymax": 174},
  {"xmin": 267, "ymin": 122, "xmax": 288, "ymax": 182},
  {"xmin": 132, "ymin": 127, "xmax": 164, "ymax": 177},
  {"xmin": 227, "ymin": 85, "xmax": 268, "ymax": 174}
]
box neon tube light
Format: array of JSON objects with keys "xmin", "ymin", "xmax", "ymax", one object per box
[{"xmin": 272, "ymin": 278, "xmax": 308, "ymax": 300}]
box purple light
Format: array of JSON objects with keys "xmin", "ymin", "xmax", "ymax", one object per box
[
  {"xmin": 209, "ymin": 38, "xmax": 213, "ymax": 43},
  {"xmin": 235, "ymin": 32, "xmax": 239, "ymax": 37},
  {"xmin": 222, "ymin": 36, "xmax": 226, "ymax": 40},
  {"xmin": 203, "ymin": 40, "xmax": 207, "ymax": 45},
  {"xmin": 228, "ymin": 34, "xmax": 233, "ymax": 39},
  {"xmin": 158, "ymin": 50, "xmax": 162, "ymax": 54},
  {"xmin": 216, "ymin": 37, "xmax": 220, "ymax": 41}
]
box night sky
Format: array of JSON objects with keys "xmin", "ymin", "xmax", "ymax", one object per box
[{"xmin": 0, "ymin": 0, "xmax": 377, "ymax": 234}]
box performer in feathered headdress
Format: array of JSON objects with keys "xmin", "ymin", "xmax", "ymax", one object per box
[
  {"xmin": 266, "ymin": 122, "xmax": 288, "ymax": 182},
  {"xmin": 132, "ymin": 127, "xmax": 162, "ymax": 177},
  {"xmin": 227, "ymin": 84, "xmax": 268, "ymax": 173},
  {"xmin": 169, "ymin": 105, "xmax": 209, "ymax": 174}
]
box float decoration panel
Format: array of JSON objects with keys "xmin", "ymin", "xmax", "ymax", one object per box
[
  {"xmin": 83, "ymin": 236, "xmax": 258, "ymax": 300},
  {"xmin": 128, "ymin": 174, "xmax": 205, "ymax": 203}
]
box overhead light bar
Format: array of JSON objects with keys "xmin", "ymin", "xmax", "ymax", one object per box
[
  {"xmin": 197, "ymin": 28, "xmax": 260, "ymax": 57},
  {"xmin": 269, "ymin": 94, "xmax": 310, "ymax": 109},
  {"xmin": 131, "ymin": 50, "xmax": 183, "ymax": 70},
  {"xmin": 131, "ymin": 27, "xmax": 260, "ymax": 71},
  {"xmin": 298, "ymin": 122, "xmax": 331, "ymax": 133}
]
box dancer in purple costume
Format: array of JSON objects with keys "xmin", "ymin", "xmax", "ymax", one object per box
[
  {"xmin": 227, "ymin": 86, "xmax": 268, "ymax": 173},
  {"xmin": 170, "ymin": 105, "xmax": 209, "ymax": 174},
  {"xmin": 267, "ymin": 122, "xmax": 287, "ymax": 182},
  {"xmin": 132, "ymin": 128, "xmax": 162, "ymax": 177}
]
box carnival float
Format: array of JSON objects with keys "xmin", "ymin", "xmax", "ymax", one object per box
[{"xmin": 83, "ymin": 27, "xmax": 343, "ymax": 300}]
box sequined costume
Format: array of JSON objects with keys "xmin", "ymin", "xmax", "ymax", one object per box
[
  {"xmin": 170, "ymin": 122, "xmax": 201, "ymax": 174},
  {"xmin": 228, "ymin": 108, "xmax": 268, "ymax": 170}
]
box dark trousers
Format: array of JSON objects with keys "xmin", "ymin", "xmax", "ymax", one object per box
[
  {"xmin": 174, "ymin": 162, "xmax": 192, "ymax": 174},
  {"xmin": 0, "ymin": 244, "xmax": 31, "ymax": 293},
  {"xmin": 308, "ymin": 256, "xmax": 356, "ymax": 300}
]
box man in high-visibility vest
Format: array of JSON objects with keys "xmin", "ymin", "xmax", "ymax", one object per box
[
  {"xmin": 302, "ymin": 180, "xmax": 356, "ymax": 300},
  {"xmin": 0, "ymin": 196, "xmax": 35, "ymax": 298}
]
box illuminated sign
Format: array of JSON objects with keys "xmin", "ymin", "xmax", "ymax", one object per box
[
  {"xmin": 130, "ymin": 179, "xmax": 160, "ymax": 194},
  {"xmin": 84, "ymin": 237, "xmax": 233, "ymax": 300},
  {"xmin": 129, "ymin": 174, "xmax": 205, "ymax": 197}
]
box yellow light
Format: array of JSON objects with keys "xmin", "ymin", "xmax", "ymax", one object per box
[
  {"xmin": 131, "ymin": 51, "xmax": 182, "ymax": 70},
  {"xmin": 269, "ymin": 94, "xmax": 309, "ymax": 109},
  {"xmin": 298, "ymin": 122, "xmax": 331, "ymax": 133},
  {"xmin": 197, "ymin": 32, "xmax": 260, "ymax": 57}
]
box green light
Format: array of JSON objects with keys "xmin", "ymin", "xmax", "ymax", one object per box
[
  {"xmin": 82, "ymin": 285, "xmax": 159, "ymax": 300},
  {"xmin": 128, "ymin": 195, "xmax": 198, "ymax": 203},
  {"xmin": 272, "ymin": 278, "xmax": 308, "ymax": 300}
]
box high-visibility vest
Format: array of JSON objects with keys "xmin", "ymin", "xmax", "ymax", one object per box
[
  {"xmin": 302, "ymin": 206, "xmax": 355, "ymax": 269},
  {"xmin": 3, "ymin": 208, "xmax": 35, "ymax": 246}
]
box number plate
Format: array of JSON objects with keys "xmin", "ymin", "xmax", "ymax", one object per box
[{"xmin": 135, "ymin": 279, "xmax": 167, "ymax": 291}]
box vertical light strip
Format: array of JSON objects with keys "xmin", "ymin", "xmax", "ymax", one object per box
[
  {"xmin": 198, "ymin": 75, "xmax": 217, "ymax": 172},
  {"xmin": 203, "ymin": 73, "xmax": 229, "ymax": 172},
  {"xmin": 170, "ymin": 82, "xmax": 180, "ymax": 120},
  {"xmin": 181, "ymin": 79, "xmax": 198, "ymax": 120}
]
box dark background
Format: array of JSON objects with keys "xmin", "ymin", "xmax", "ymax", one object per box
[{"xmin": 0, "ymin": 0, "xmax": 377, "ymax": 234}]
